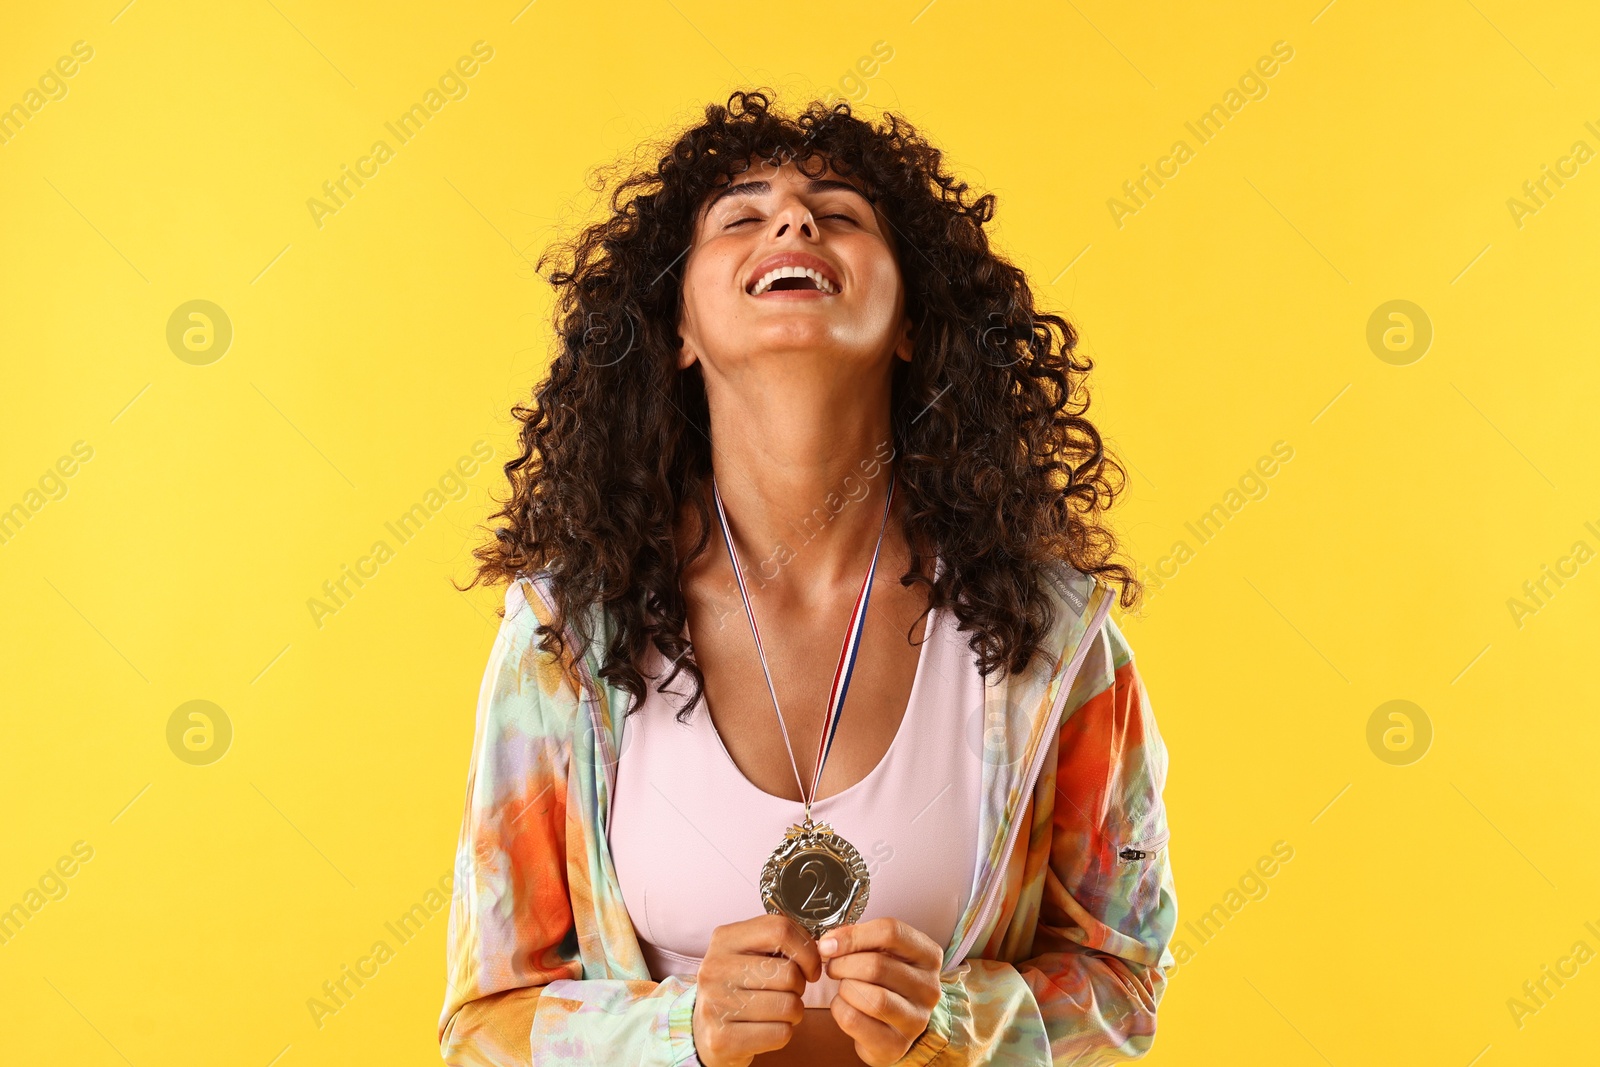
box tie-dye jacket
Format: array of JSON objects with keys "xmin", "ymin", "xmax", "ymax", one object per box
[{"xmin": 439, "ymin": 562, "xmax": 1177, "ymax": 1065}]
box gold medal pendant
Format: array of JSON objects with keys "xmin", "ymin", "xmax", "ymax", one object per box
[{"xmin": 760, "ymin": 816, "xmax": 870, "ymax": 939}]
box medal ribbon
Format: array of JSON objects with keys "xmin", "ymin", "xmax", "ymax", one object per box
[{"xmin": 710, "ymin": 468, "xmax": 897, "ymax": 822}]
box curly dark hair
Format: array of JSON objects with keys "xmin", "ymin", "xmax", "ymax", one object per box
[{"xmin": 461, "ymin": 88, "xmax": 1143, "ymax": 722}]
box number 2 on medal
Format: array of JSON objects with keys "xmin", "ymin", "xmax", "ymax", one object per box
[{"xmin": 796, "ymin": 858, "xmax": 837, "ymax": 914}]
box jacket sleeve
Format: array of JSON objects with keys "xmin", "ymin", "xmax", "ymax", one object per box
[
  {"xmin": 438, "ymin": 578, "xmax": 703, "ymax": 1067},
  {"xmin": 896, "ymin": 613, "xmax": 1177, "ymax": 1066}
]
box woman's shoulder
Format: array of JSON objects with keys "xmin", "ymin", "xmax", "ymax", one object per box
[
  {"xmin": 499, "ymin": 569, "xmax": 588, "ymax": 638},
  {"xmin": 1039, "ymin": 557, "xmax": 1098, "ymax": 618},
  {"xmin": 1037, "ymin": 557, "xmax": 1132, "ymax": 644},
  {"xmin": 481, "ymin": 571, "xmax": 593, "ymax": 725},
  {"xmin": 502, "ymin": 568, "xmax": 599, "ymax": 617},
  {"xmin": 490, "ymin": 574, "xmax": 547, "ymax": 653},
  {"xmin": 1039, "ymin": 558, "xmax": 1138, "ymax": 711}
]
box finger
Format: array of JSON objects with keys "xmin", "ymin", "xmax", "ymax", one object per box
[
  {"xmin": 764, "ymin": 914, "xmax": 823, "ymax": 984},
  {"xmin": 707, "ymin": 987, "xmax": 805, "ymax": 1026},
  {"xmin": 830, "ymin": 988, "xmax": 910, "ymax": 1055},
  {"xmin": 824, "ymin": 952, "xmax": 940, "ymax": 1008},
  {"xmin": 819, "ymin": 917, "xmax": 942, "ymax": 968},
  {"xmin": 709, "ymin": 1020, "xmax": 797, "ymax": 1059},
  {"xmin": 716, "ymin": 951, "xmax": 807, "ymax": 995},
  {"xmin": 835, "ymin": 976, "xmax": 923, "ymax": 1042},
  {"xmin": 718, "ymin": 914, "xmax": 822, "ymax": 983}
]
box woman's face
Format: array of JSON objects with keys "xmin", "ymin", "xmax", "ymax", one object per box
[{"xmin": 677, "ymin": 156, "xmax": 912, "ymax": 377}]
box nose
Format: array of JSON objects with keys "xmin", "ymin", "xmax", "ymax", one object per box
[{"xmin": 769, "ymin": 195, "xmax": 817, "ymax": 240}]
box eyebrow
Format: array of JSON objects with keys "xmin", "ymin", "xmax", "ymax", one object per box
[{"xmin": 701, "ymin": 177, "xmax": 876, "ymax": 219}]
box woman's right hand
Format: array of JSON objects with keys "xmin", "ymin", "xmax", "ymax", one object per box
[{"xmin": 691, "ymin": 913, "xmax": 822, "ymax": 1067}]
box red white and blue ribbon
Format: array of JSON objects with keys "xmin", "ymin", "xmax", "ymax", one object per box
[{"xmin": 709, "ymin": 468, "xmax": 897, "ymax": 821}]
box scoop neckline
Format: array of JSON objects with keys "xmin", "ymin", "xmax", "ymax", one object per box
[{"xmin": 689, "ymin": 599, "xmax": 941, "ymax": 808}]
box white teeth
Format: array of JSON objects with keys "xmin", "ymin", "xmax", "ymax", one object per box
[{"xmin": 750, "ymin": 265, "xmax": 838, "ymax": 296}]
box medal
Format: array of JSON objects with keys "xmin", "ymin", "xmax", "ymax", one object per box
[{"xmin": 709, "ymin": 467, "xmax": 897, "ymax": 941}]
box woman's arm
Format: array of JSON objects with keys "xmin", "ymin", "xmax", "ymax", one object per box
[
  {"xmin": 897, "ymin": 615, "xmax": 1177, "ymax": 1066},
  {"xmin": 438, "ymin": 579, "xmax": 702, "ymax": 1067}
]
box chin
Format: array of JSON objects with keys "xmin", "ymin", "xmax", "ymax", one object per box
[{"xmin": 746, "ymin": 324, "xmax": 855, "ymax": 353}]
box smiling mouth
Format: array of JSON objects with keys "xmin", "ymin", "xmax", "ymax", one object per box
[{"xmin": 748, "ymin": 266, "xmax": 840, "ymax": 297}]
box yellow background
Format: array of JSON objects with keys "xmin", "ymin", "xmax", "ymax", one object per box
[{"xmin": 2, "ymin": 1, "xmax": 1597, "ymax": 1064}]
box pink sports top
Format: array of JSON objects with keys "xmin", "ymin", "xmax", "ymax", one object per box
[{"xmin": 607, "ymin": 597, "xmax": 988, "ymax": 1008}]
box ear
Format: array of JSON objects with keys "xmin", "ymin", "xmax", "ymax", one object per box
[
  {"xmin": 894, "ymin": 315, "xmax": 915, "ymax": 363},
  {"xmin": 677, "ymin": 323, "xmax": 700, "ymax": 370},
  {"xmin": 677, "ymin": 339, "xmax": 698, "ymax": 370}
]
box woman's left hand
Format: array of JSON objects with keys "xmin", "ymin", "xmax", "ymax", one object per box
[{"xmin": 818, "ymin": 917, "xmax": 944, "ymax": 1066}]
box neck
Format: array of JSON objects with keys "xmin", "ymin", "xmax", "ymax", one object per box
[{"xmin": 700, "ymin": 374, "xmax": 901, "ymax": 604}]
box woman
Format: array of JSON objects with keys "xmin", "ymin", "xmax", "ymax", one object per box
[{"xmin": 439, "ymin": 90, "xmax": 1176, "ymax": 1067}]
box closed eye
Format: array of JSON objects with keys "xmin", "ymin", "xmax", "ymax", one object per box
[{"xmin": 725, "ymin": 213, "xmax": 858, "ymax": 229}]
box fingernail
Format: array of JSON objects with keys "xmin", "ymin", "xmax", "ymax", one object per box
[{"xmin": 819, "ymin": 936, "xmax": 838, "ymax": 955}]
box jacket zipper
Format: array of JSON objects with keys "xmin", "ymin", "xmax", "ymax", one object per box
[
  {"xmin": 1117, "ymin": 830, "xmax": 1170, "ymax": 864},
  {"xmin": 945, "ymin": 584, "xmax": 1114, "ymax": 970}
]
